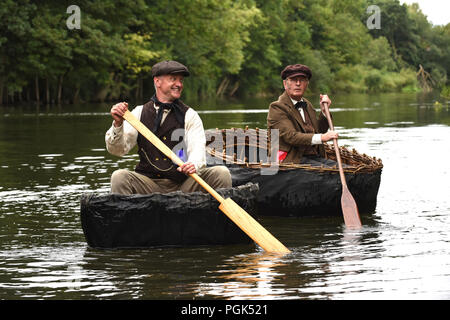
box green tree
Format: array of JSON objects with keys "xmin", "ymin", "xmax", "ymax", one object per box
[
  {"xmin": 144, "ymin": 0, "xmax": 260, "ymax": 99},
  {"xmin": 1, "ymin": 0, "xmax": 448, "ymax": 104},
  {"xmin": 366, "ymin": 0, "xmax": 419, "ymax": 68},
  {"xmin": 0, "ymin": 0, "xmax": 36, "ymax": 103}
]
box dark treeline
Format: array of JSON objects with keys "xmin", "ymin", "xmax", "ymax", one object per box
[{"xmin": 1, "ymin": 0, "xmax": 449, "ymax": 105}]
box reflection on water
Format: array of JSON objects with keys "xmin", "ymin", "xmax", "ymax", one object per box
[
  {"xmin": 0, "ymin": 93, "xmax": 449, "ymax": 299},
  {"xmin": 197, "ymin": 251, "xmax": 292, "ymax": 300}
]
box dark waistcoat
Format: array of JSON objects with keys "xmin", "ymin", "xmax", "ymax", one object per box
[{"xmin": 135, "ymin": 100, "xmax": 189, "ymax": 182}]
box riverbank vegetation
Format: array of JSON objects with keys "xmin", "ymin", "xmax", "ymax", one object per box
[{"xmin": 0, "ymin": 0, "xmax": 449, "ymax": 105}]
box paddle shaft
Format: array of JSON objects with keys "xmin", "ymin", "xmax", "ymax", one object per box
[
  {"xmin": 322, "ymin": 103, "xmax": 347, "ymax": 187},
  {"xmin": 322, "ymin": 102, "xmax": 362, "ymax": 228},
  {"xmin": 122, "ymin": 110, "xmax": 290, "ymax": 253}
]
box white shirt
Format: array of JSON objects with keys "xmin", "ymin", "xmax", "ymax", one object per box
[
  {"xmin": 105, "ymin": 105, "xmax": 206, "ymax": 171},
  {"xmin": 289, "ymin": 97, "xmax": 324, "ymax": 145}
]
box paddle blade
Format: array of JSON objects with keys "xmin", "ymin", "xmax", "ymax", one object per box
[
  {"xmin": 219, "ymin": 198, "xmax": 290, "ymax": 254},
  {"xmin": 341, "ymin": 185, "xmax": 362, "ymax": 229}
]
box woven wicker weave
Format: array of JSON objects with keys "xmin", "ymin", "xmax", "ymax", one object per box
[{"xmin": 205, "ymin": 128, "xmax": 383, "ymax": 174}]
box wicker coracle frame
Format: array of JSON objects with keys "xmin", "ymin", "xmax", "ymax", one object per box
[{"xmin": 205, "ymin": 127, "xmax": 383, "ymax": 174}]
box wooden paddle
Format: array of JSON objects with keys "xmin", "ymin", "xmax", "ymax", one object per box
[
  {"xmin": 122, "ymin": 110, "xmax": 291, "ymax": 253},
  {"xmin": 322, "ymin": 102, "xmax": 362, "ymax": 229}
]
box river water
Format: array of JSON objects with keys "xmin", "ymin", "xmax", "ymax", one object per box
[{"xmin": 0, "ymin": 92, "xmax": 449, "ymax": 300}]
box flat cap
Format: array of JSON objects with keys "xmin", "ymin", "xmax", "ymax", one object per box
[
  {"xmin": 281, "ymin": 64, "xmax": 312, "ymax": 80},
  {"xmin": 151, "ymin": 60, "xmax": 190, "ymax": 77}
]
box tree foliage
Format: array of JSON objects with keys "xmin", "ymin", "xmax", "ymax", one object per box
[{"xmin": 0, "ymin": 0, "xmax": 448, "ymax": 105}]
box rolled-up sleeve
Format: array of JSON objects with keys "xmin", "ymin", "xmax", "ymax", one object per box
[
  {"xmin": 184, "ymin": 109, "xmax": 206, "ymax": 171},
  {"xmin": 105, "ymin": 106, "xmax": 142, "ymax": 156}
]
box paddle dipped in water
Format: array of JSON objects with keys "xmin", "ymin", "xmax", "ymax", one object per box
[
  {"xmin": 322, "ymin": 102, "xmax": 362, "ymax": 229},
  {"xmin": 122, "ymin": 110, "xmax": 291, "ymax": 253}
]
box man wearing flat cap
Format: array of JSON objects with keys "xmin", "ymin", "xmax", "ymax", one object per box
[
  {"xmin": 105, "ymin": 60, "xmax": 231, "ymax": 195},
  {"xmin": 267, "ymin": 64, "xmax": 339, "ymax": 165}
]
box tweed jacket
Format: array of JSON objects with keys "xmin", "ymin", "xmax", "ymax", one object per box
[{"xmin": 267, "ymin": 91, "xmax": 329, "ymax": 164}]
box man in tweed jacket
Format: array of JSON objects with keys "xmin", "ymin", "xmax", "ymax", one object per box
[{"xmin": 267, "ymin": 64, "xmax": 339, "ymax": 165}]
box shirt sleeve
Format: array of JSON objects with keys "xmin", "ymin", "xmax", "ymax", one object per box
[
  {"xmin": 105, "ymin": 106, "xmax": 142, "ymax": 156},
  {"xmin": 311, "ymin": 134, "xmax": 322, "ymax": 145},
  {"xmin": 184, "ymin": 109, "xmax": 206, "ymax": 171}
]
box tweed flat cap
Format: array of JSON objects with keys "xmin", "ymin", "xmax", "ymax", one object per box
[
  {"xmin": 151, "ymin": 60, "xmax": 190, "ymax": 77},
  {"xmin": 281, "ymin": 64, "xmax": 312, "ymax": 80}
]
